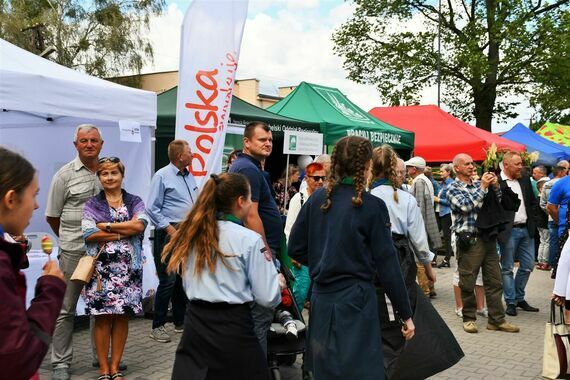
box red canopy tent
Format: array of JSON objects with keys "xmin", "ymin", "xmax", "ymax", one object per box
[{"xmin": 368, "ymin": 105, "xmax": 525, "ymax": 162}]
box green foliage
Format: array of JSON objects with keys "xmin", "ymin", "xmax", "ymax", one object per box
[
  {"xmin": 0, "ymin": 0, "xmax": 165, "ymax": 77},
  {"xmin": 333, "ymin": 0, "xmax": 570, "ymax": 131}
]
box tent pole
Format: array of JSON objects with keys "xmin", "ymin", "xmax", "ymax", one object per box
[{"xmin": 284, "ymin": 154, "xmax": 290, "ymax": 215}]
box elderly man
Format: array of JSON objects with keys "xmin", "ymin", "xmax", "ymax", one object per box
[
  {"xmin": 46, "ymin": 124, "xmax": 103, "ymax": 380},
  {"xmin": 146, "ymin": 139, "xmax": 198, "ymax": 343},
  {"xmin": 542, "ymin": 160, "xmax": 570, "ymax": 271},
  {"xmin": 498, "ymin": 152, "xmax": 539, "ymax": 316},
  {"xmin": 531, "ymin": 165, "xmax": 548, "ymax": 197},
  {"xmin": 447, "ymin": 153, "xmax": 519, "ymax": 333}
]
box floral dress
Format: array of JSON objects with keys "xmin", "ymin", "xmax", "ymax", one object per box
[{"xmin": 83, "ymin": 204, "xmax": 143, "ymax": 315}]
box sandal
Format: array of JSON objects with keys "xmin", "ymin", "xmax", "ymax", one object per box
[
  {"xmin": 111, "ymin": 372, "xmax": 124, "ymax": 379},
  {"xmin": 98, "ymin": 375, "xmax": 111, "ymax": 380}
]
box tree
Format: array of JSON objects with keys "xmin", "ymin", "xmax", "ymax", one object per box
[
  {"xmin": 0, "ymin": 0, "xmax": 165, "ymax": 78},
  {"xmin": 332, "ymin": 0, "xmax": 570, "ymax": 132}
]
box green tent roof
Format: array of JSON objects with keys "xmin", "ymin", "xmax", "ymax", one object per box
[
  {"xmin": 536, "ymin": 122, "xmax": 570, "ymax": 147},
  {"xmin": 156, "ymin": 86, "xmax": 319, "ymax": 138},
  {"xmin": 268, "ymin": 82, "xmax": 414, "ymax": 150}
]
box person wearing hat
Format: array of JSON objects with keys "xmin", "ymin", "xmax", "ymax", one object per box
[
  {"xmin": 536, "ymin": 176, "xmax": 551, "ymax": 270},
  {"xmin": 404, "ymin": 156, "xmax": 442, "ymax": 297}
]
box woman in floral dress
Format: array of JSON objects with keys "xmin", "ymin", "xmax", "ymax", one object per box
[{"xmin": 82, "ymin": 157, "xmax": 148, "ymax": 380}]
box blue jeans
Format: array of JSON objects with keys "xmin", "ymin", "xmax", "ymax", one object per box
[
  {"xmin": 499, "ymin": 227, "xmax": 535, "ymax": 305},
  {"xmin": 548, "ymin": 222, "xmax": 560, "ymax": 267}
]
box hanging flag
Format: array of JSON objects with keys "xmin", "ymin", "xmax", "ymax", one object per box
[{"xmin": 175, "ymin": 0, "xmax": 249, "ymax": 188}]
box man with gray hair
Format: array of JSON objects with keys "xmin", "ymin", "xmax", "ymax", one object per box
[{"xmin": 46, "ymin": 124, "xmax": 105, "ymax": 380}]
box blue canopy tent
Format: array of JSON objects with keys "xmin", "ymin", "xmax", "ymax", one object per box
[{"xmin": 502, "ymin": 123, "xmax": 570, "ymax": 166}]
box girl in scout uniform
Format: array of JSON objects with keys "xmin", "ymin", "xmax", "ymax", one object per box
[
  {"xmin": 162, "ymin": 173, "xmax": 282, "ymax": 380},
  {"xmin": 288, "ymin": 136, "xmax": 415, "ymax": 380}
]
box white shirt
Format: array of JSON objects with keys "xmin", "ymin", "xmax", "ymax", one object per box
[
  {"xmin": 500, "ymin": 172, "xmax": 527, "ymax": 224},
  {"xmin": 370, "ymin": 185, "xmax": 435, "ymax": 264},
  {"xmin": 284, "ymin": 189, "xmax": 309, "ymax": 242},
  {"xmin": 182, "ymin": 221, "xmax": 281, "ymax": 309}
]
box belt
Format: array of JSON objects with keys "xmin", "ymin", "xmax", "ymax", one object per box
[{"xmin": 513, "ymin": 223, "xmax": 527, "ymax": 228}]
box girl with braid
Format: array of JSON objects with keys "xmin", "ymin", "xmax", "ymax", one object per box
[
  {"xmin": 164, "ymin": 173, "xmax": 283, "ymax": 380},
  {"xmin": 289, "ymin": 136, "xmax": 414, "ymax": 380}
]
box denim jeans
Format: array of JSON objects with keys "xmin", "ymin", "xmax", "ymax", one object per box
[
  {"xmin": 499, "ymin": 227, "xmax": 535, "ymax": 305},
  {"xmin": 152, "ymin": 228, "xmax": 187, "ymax": 329},
  {"xmin": 548, "ymin": 222, "xmax": 560, "ymax": 267}
]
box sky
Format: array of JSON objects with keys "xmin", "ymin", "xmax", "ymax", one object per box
[{"xmin": 144, "ymin": 0, "xmax": 533, "ymax": 133}]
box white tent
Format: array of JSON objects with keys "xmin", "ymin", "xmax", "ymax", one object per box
[{"xmin": 0, "ymin": 38, "xmax": 157, "ymax": 234}]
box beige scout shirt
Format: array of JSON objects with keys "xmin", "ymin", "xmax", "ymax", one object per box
[{"xmin": 45, "ymin": 157, "xmax": 101, "ymax": 252}]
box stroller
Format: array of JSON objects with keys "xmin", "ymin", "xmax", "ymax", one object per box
[{"xmin": 267, "ymin": 263, "xmax": 312, "ymax": 380}]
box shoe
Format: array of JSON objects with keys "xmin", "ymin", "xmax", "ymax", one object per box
[
  {"xmin": 505, "ymin": 304, "xmax": 517, "ymax": 316},
  {"xmin": 455, "ymin": 308, "xmax": 463, "ymax": 318},
  {"xmin": 92, "ymin": 360, "xmax": 127, "ymax": 371},
  {"xmin": 98, "ymin": 375, "xmax": 111, "ymax": 380},
  {"xmin": 429, "ymin": 289, "xmax": 437, "ymax": 298},
  {"xmin": 52, "ymin": 368, "xmax": 71, "ymax": 380},
  {"xmin": 111, "ymin": 372, "xmax": 124, "ymax": 379},
  {"xmin": 437, "ymin": 259, "xmax": 451, "ymax": 268},
  {"xmin": 477, "ymin": 308, "xmax": 489, "ymax": 318},
  {"xmin": 285, "ymin": 322, "xmax": 298, "ymax": 341},
  {"xmin": 517, "ymin": 300, "xmax": 539, "ymax": 312},
  {"xmin": 487, "ymin": 321, "xmax": 520, "ymax": 333},
  {"xmin": 150, "ymin": 325, "xmax": 171, "ymax": 343},
  {"xmin": 463, "ymin": 321, "xmax": 478, "ymax": 333},
  {"xmin": 174, "ymin": 325, "xmax": 184, "ymax": 333}
]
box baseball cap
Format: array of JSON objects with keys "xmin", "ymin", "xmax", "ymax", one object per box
[{"xmin": 404, "ymin": 156, "xmax": 427, "ymax": 169}]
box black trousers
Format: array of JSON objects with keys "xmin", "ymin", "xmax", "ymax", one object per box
[{"xmin": 440, "ymin": 214, "xmax": 453, "ymax": 261}]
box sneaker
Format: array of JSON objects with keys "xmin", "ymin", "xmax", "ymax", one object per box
[
  {"xmin": 487, "ymin": 321, "xmax": 520, "ymax": 333},
  {"xmin": 463, "ymin": 321, "xmax": 478, "ymax": 333},
  {"xmin": 150, "ymin": 326, "xmax": 171, "ymax": 343},
  {"xmin": 477, "ymin": 308, "xmax": 489, "ymax": 318},
  {"xmin": 285, "ymin": 322, "xmax": 298, "ymax": 341},
  {"xmin": 455, "ymin": 308, "xmax": 463, "ymax": 318},
  {"xmin": 53, "ymin": 367, "xmax": 71, "ymax": 380},
  {"xmin": 174, "ymin": 325, "xmax": 184, "ymax": 333}
]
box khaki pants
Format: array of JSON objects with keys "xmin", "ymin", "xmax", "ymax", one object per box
[
  {"xmin": 456, "ymin": 237, "xmax": 505, "ymax": 325},
  {"xmin": 416, "ymin": 263, "xmax": 435, "ymax": 296}
]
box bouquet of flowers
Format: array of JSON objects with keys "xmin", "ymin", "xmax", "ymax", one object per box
[{"xmin": 482, "ymin": 143, "xmax": 540, "ymax": 173}]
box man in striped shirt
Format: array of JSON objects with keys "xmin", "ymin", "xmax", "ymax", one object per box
[{"xmin": 447, "ymin": 153, "xmax": 519, "ymax": 334}]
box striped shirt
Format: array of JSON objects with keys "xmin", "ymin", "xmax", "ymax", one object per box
[
  {"xmin": 45, "ymin": 157, "xmax": 101, "ymax": 252},
  {"xmin": 446, "ymin": 179, "xmax": 490, "ymax": 234}
]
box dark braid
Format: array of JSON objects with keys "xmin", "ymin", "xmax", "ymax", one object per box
[{"xmin": 321, "ymin": 136, "xmax": 372, "ymax": 212}]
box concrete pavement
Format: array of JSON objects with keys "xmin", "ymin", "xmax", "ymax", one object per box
[{"xmin": 39, "ymin": 263, "xmax": 552, "ymax": 379}]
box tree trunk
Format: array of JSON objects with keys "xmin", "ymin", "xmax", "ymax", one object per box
[{"xmin": 473, "ymin": 85, "xmax": 496, "ymax": 132}]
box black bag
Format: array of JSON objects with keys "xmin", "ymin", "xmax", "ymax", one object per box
[{"xmin": 457, "ymin": 231, "xmax": 477, "ymax": 250}]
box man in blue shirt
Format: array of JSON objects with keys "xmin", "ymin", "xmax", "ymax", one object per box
[
  {"xmin": 146, "ymin": 139, "xmax": 198, "ymax": 343},
  {"xmin": 229, "ymin": 121, "xmax": 283, "ymax": 354},
  {"xmin": 548, "ymin": 175, "xmax": 570, "ymax": 252}
]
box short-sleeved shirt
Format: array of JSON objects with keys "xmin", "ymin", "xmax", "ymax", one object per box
[
  {"xmin": 45, "ymin": 157, "xmax": 101, "ymax": 252},
  {"xmin": 548, "ymin": 176, "xmax": 570, "ymax": 236},
  {"xmin": 229, "ymin": 153, "xmax": 283, "ymax": 251}
]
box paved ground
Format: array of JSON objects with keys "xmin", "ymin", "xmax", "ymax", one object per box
[{"xmin": 39, "ymin": 263, "xmax": 552, "ymax": 379}]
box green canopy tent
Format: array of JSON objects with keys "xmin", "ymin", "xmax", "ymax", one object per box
[
  {"xmin": 268, "ymin": 82, "xmax": 415, "ymax": 153},
  {"xmin": 156, "ymin": 86, "xmax": 321, "ymax": 173}
]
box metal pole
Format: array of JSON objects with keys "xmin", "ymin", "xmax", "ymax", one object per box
[{"xmin": 437, "ymin": 0, "xmax": 442, "ymax": 108}]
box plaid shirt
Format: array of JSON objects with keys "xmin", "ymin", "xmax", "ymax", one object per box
[{"xmin": 446, "ymin": 180, "xmax": 500, "ymax": 234}]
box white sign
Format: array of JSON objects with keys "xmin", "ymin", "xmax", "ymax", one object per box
[
  {"xmin": 175, "ymin": 0, "xmax": 249, "ymax": 188},
  {"xmin": 118, "ymin": 120, "xmax": 141, "ymax": 143},
  {"xmin": 283, "ymin": 130, "xmax": 323, "ymax": 155}
]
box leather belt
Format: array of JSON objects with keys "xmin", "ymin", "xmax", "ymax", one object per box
[{"xmin": 513, "ymin": 223, "xmax": 527, "ymax": 228}]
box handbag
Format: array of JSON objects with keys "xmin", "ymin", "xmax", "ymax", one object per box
[
  {"xmin": 70, "ymin": 245, "xmax": 104, "ymax": 285},
  {"xmin": 542, "ymin": 300, "xmax": 570, "ymax": 379}
]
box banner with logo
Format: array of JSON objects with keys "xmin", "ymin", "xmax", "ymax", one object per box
[{"xmin": 175, "ymin": 0, "xmax": 249, "ymax": 188}]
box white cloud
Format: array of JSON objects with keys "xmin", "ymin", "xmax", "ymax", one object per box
[{"xmin": 143, "ymin": 1, "xmax": 527, "ymax": 133}]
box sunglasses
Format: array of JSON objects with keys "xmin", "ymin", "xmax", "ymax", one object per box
[
  {"xmin": 308, "ymin": 175, "xmax": 327, "ymax": 182},
  {"xmin": 98, "ymin": 157, "xmax": 121, "ymax": 164}
]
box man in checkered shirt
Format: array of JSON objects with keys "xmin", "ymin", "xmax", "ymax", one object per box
[{"xmin": 446, "ymin": 153, "xmax": 519, "ymax": 334}]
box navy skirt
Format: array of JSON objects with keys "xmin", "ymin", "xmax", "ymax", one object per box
[
  {"xmin": 171, "ymin": 300, "xmax": 269, "ymax": 380},
  {"xmin": 307, "ymin": 280, "xmax": 385, "ymax": 380}
]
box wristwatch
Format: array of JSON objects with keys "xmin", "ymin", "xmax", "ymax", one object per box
[{"xmin": 105, "ymin": 222, "xmax": 111, "ymax": 233}]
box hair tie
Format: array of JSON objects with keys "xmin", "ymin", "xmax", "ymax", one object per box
[{"xmin": 210, "ymin": 173, "xmax": 220, "ymax": 184}]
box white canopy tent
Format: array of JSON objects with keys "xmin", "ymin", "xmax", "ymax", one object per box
[{"xmin": 0, "ymin": 39, "xmax": 159, "ymax": 311}]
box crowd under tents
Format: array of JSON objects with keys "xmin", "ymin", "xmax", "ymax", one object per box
[
  {"xmin": 368, "ymin": 105, "xmax": 525, "ymax": 163},
  {"xmin": 536, "ymin": 122, "xmax": 570, "ymax": 147},
  {"xmin": 501, "ymin": 123, "xmax": 570, "ymax": 166},
  {"xmin": 268, "ymin": 82, "xmax": 415, "ymax": 155}
]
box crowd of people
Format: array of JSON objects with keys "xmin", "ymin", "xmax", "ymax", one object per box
[{"xmin": 1, "ymin": 120, "xmax": 570, "ymax": 380}]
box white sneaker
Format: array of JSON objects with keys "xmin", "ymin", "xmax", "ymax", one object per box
[
  {"xmin": 455, "ymin": 308, "xmax": 463, "ymax": 318},
  {"xmin": 149, "ymin": 325, "xmax": 171, "ymax": 343},
  {"xmin": 477, "ymin": 308, "xmax": 489, "ymax": 318},
  {"xmin": 285, "ymin": 322, "xmax": 298, "ymax": 341}
]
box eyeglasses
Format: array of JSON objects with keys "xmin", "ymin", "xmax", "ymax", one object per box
[
  {"xmin": 308, "ymin": 175, "xmax": 327, "ymax": 182},
  {"xmin": 98, "ymin": 157, "xmax": 120, "ymax": 164}
]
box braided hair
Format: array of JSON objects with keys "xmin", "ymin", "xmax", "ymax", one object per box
[
  {"xmin": 371, "ymin": 144, "xmax": 400, "ymax": 203},
  {"xmin": 321, "ymin": 136, "xmax": 373, "ymax": 212}
]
